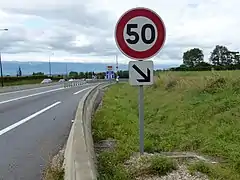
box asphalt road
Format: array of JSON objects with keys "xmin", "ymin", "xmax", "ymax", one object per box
[{"xmin": 0, "ymin": 83, "xmax": 99, "ymax": 180}]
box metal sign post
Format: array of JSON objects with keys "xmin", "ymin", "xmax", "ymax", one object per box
[
  {"xmin": 139, "ymin": 84, "xmax": 144, "ymax": 154},
  {"xmin": 115, "ymin": 7, "xmax": 166, "ymax": 155}
]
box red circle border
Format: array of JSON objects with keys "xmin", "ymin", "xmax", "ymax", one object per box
[{"xmin": 115, "ymin": 7, "xmax": 166, "ymax": 60}]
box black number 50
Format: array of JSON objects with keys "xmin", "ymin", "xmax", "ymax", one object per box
[{"xmin": 126, "ymin": 23, "xmax": 156, "ymax": 45}]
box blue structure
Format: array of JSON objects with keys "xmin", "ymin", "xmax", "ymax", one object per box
[{"xmin": 105, "ymin": 70, "xmax": 115, "ymax": 80}]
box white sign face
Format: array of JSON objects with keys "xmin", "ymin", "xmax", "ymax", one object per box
[
  {"xmin": 129, "ymin": 61, "xmax": 154, "ymax": 86},
  {"xmin": 123, "ymin": 16, "xmax": 158, "ymax": 52}
]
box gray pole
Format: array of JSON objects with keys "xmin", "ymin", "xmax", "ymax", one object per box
[
  {"xmin": 0, "ymin": 52, "xmax": 3, "ymax": 87},
  {"xmin": 49, "ymin": 54, "xmax": 51, "ymax": 77},
  {"xmin": 116, "ymin": 54, "xmax": 118, "ymax": 74},
  {"xmin": 66, "ymin": 63, "xmax": 68, "ymax": 78},
  {"xmin": 139, "ymin": 85, "xmax": 144, "ymax": 155},
  {"xmin": 0, "ymin": 28, "xmax": 8, "ymax": 87}
]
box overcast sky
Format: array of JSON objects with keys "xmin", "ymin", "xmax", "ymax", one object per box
[{"xmin": 0, "ymin": 0, "xmax": 239, "ymax": 65}]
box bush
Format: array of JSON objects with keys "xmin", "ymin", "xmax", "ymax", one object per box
[{"xmin": 98, "ymin": 152, "xmax": 131, "ymax": 180}]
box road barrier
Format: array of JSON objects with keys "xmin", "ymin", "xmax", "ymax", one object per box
[
  {"xmin": 64, "ymin": 82, "xmax": 113, "ymax": 180},
  {"xmin": 63, "ymin": 80, "xmax": 87, "ymax": 88},
  {"xmin": 63, "ymin": 78, "xmax": 128, "ymax": 88},
  {"xmin": 0, "ymin": 78, "xmax": 128, "ymax": 94}
]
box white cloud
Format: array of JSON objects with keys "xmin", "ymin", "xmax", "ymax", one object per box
[{"xmin": 0, "ymin": 0, "xmax": 240, "ymax": 67}]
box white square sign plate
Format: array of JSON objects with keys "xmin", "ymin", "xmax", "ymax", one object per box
[{"xmin": 129, "ymin": 61, "xmax": 154, "ymax": 86}]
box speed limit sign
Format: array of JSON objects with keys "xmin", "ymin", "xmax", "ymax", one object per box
[
  {"xmin": 115, "ymin": 7, "xmax": 166, "ymax": 155},
  {"xmin": 115, "ymin": 7, "xmax": 166, "ymax": 60}
]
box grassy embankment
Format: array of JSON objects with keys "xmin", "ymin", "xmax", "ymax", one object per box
[{"xmin": 93, "ymin": 70, "xmax": 240, "ymax": 180}]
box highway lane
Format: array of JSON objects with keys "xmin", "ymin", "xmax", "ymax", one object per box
[{"xmin": 0, "ymin": 83, "xmax": 98, "ymax": 180}]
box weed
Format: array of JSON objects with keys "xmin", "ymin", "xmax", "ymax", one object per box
[
  {"xmin": 43, "ymin": 165, "xmax": 64, "ymax": 180},
  {"xmin": 188, "ymin": 161, "xmax": 211, "ymax": 175},
  {"xmin": 149, "ymin": 156, "xmax": 177, "ymax": 176},
  {"xmin": 97, "ymin": 152, "xmax": 132, "ymax": 180},
  {"xmin": 188, "ymin": 161, "xmax": 240, "ymax": 180}
]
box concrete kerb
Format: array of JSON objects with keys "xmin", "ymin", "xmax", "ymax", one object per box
[{"xmin": 64, "ymin": 82, "xmax": 114, "ymax": 180}]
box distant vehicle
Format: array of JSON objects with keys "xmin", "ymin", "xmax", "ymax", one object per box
[
  {"xmin": 68, "ymin": 79, "xmax": 74, "ymax": 82},
  {"xmin": 58, "ymin": 79, "xmax": 65, "ymax": 83},
  {"xmin": 41, "ymin": 79, "xmax": 52, "ymax": 84}
]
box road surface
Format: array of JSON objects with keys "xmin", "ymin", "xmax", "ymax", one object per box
[{"xmin": 0, "ymin": 83, "xmax": 98, "ymax": 180}]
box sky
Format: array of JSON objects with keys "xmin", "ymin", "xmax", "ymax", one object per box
[{"xmin": 0, "ymin": 0, "xmax": 240, "ymax": 66}]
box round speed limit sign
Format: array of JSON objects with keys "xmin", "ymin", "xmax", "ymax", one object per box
[{"xmin": 115, "ymin": 7, "xmax": 166, "ymax": 60}]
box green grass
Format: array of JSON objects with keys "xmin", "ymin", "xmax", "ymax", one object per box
[
  {"xmin": 148, "ymin": 156, "xmax": 177, "ymax": 176},
  {"xmin": 188, "ymin": 161, "xmax": 239, "ymax": 180},
  {"xmin": 93, "ymin": 70, "xmax": 240, "ymax": 179}
]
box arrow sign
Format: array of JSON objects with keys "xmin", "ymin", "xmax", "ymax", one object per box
[
  {"xmin": 132, "ymin": 64, "xmax": 150, "ymax": 82},
  {"xmin": 129, "ymin": 61, "xmax": 153, "ymax": 86}
]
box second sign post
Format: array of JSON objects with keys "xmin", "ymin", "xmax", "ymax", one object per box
[{"xmin": 115, "ymin": 7, "xmax": 166, "ymax": 155}]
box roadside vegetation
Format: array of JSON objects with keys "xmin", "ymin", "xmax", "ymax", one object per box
[
  {"xmin": 92, "ymin": 70, "xmax": 240, "ymax": 180},
  {"xmin": 42, "ymin": 150, "xmax": 65, "ymax": 180},
  {"xmin": 43, "ymin": 165, "xmax": 64, "ymax": 180}
]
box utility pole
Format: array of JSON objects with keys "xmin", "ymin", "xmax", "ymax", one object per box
[
  {"xmin": 116, "ymin": 54, "xmax": 118, "ymax": 74},
  {"xmin": 116, "ymin": 54, "xmax": 119, "ymax": 83},
  {"xmin": 49, "ymin": 54, "xmax": 52, "ymax": 77},
  {"xmin": 0, "ymin": 28, "xmax": 8, "ymax": 87},
  {"xmin": 65, "ymin": 63, "xmax": 68, "ymax": 79},
  {"xmin": 0, "ymin": 53, "xmax": 3, "ymax": 87}
]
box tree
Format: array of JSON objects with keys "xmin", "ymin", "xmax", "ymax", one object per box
[
  {"xmin": 183, "ymin": 48, "xmax": 204, "ymax": 67},
  {"xmin": 210, "ymin": 45, "xmax": 231, "ymax": 66},
  {"xmin": 79, "ymin": 72, "xmax": 85, "ymax": 78},
  {"xmin": 229, "ymin": 51, "xmax": 240, "ymax": 64},
  {"xmin": 118, "ymin": 70, "xmax": 129, "ymax": 78},
  {"xmin": 194, "ymin": 62, "xmax": 212, "ymax": 71},
  {"xmin": 84, "ymin": 71, "xmax": 89, "ymax": 79},
  {"xmin": 69, "ymin": 71, "xmax": 78, "ymax": 78},
  {"xmin": 33, "ymin": 72, "xmax": 44, "ymax": 76}
]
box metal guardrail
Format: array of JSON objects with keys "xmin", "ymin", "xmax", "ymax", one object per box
[
  {"xmin": 63, "ymin": 80, "xmax": 87, "ymax": 88},
  {"xmin": 64, "ymin": 78, "xmax": 128, "ymax": 88}
]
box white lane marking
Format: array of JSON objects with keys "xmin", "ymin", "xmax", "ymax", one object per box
[
  {"xmin": 0, "ymin": 87, "xmax": 64, "ymax": 105},
  {"xmin": 0, "ymin": 101, "xmax": 61, "ymax": 136},
  {"xmin": 0, "ymin": 84, "xmax": 61, "ymax": 96},
  {"xmin": 73, "ymin": 86, "xmax": 94, "ymax": 95}
]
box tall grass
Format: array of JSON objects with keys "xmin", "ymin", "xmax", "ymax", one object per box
[{"xmin": 93, "ymin": 71, "xmax": 240, "ymax": 179}]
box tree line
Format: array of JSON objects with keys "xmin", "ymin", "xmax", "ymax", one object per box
[
  {"xmin": 67, "ymin": 70, "xmax": 129, "ymax": 79},
  {"xmin": 3, "ymin": 70, "xmax": 129, "ymax": 83},
  {"xmin": 170, "ymin": 45, "xmax": 240, "ymax": 71}
]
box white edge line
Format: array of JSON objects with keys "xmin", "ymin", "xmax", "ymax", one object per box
[
  {"xmin": 0, "ymin": 101, "xmax": 61, "ymax": 136},
  {"xmin": 73, "ymin": 86, "xmax": 94, "ymax": 95},
  {"xmin": 0, "ymin": 84, "xmax": 61, "ymax": 96},
  {"xmin": 0, "ymin": 87, "xmax": 64, "ymax": 105}
]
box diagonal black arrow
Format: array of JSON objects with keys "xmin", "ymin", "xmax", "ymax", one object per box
[{"xmin": 132, "ymin": 64, "xmax": 151, "ymax": 82}]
